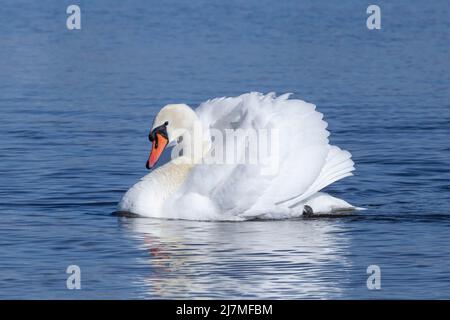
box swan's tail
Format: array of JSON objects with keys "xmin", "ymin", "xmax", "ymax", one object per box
[{"xmin": 283, "ymin": 146, "xmax": 355, "ymax": 208}]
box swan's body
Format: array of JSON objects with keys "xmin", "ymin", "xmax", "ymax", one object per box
[{"xmin": 118, "ymin": 93, "xmax": 356, "ymax": 220}]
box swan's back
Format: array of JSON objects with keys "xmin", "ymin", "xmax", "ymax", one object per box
[{"xmin": 164, "ymin": 92, "xmax": 355, "ymax": 219}]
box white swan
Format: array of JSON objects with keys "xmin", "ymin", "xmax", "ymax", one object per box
[{"xmin": 118, "ymin": 92, "xmax": 356, "ymax": 220}]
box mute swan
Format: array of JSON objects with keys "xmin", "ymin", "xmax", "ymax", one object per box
[{"xmin": 118, "ymin": 92, "xmax": 356, "ymax": 220}]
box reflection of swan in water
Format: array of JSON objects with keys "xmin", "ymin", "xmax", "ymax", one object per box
[
  {"xmin": 118, "ymin": 93, "xmax": 356, "ymax": 220},
  {"xmin": 121, "ymin": 217, "xmax": 352, "ymax": 299}
]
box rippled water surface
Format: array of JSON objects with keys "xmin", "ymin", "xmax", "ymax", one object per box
[{"xmin": 1, "ymin": 0, "xmax": 449, "ymax": 299}]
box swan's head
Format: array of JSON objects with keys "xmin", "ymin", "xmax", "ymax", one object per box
[{"xmin": 146, "ymin": 103, "xmax": 198, "ymax": 169}]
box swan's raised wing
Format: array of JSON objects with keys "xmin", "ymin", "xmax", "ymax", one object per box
[{"xmin": 165, "ymin": 92, "xmax": 354, "ymax": 219}]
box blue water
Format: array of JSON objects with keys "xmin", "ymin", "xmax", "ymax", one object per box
[{"xmin": 0, "ymin": 0, "xmax": 449, "ymax": 299}]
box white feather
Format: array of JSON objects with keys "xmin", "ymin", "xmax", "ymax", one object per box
[{"xmin": 118, "ymin": 92, "xmax": 356, "ymax": 220}]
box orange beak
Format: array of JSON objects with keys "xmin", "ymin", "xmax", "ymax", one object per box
[{"xmin": 146, "ymin": 133, "xmax": 168, "ymax": 169}]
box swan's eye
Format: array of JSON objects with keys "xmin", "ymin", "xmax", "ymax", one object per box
[
  {"xmin": 149, "ymin": 122, "xmax": 169, "ymax": 143},
  {"xmin": 149, "ymin": 130, "xmax": 156, "ymax": 142}
]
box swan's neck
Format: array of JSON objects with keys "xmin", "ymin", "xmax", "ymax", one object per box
[
  {"xmin": 119, "ymin": 105, "xmax": 211, "ymax": 217},
  {"xmin": 142, "ymin": 121, "xmax": 207, "ymax": 211},
  {"xmin": 118, "ymin": 160, "xmax": 194, "ymax": 218}
]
